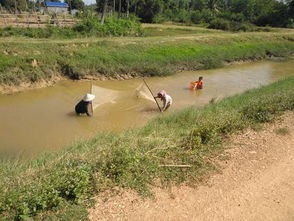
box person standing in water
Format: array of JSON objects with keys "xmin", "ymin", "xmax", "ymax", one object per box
[
  {"xmin": 154, "ymin": 90, "xmax": 172, "ymax": 112},
  {"xmin": 75, "ymin": 93, "xmax": 95, "ymax": 117},
  {"xmin": 190, "ymin": 76, "xmax": 203, "ymax": 90}
]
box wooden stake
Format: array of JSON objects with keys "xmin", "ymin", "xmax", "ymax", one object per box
[
  {"xmin": 143, "ymin": 79, "xmax": 162, "ymax": 112},
  {"xmin": 90, "ymin": 82, "xmax": 94, "ymax": 115},
  {"xmin": 159, "ymin": 164, "xmax": 192, "ymax": 168}
]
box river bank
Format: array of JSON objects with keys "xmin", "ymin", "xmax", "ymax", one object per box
[
  {"xmin": 89, "ymin": 111, "xmax": 294, "ymax": 221},
  {"xmin": 0, "ymin": 77, "xmax": 293, "ymax": 220},
  {"xmin": 1, "ymin": 30, "xmax": 294, "ymax": 94}
]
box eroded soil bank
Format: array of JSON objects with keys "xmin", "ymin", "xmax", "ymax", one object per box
[{"xmin": 89, "ymin": 111, "xmax": 294, "ymax": 221}]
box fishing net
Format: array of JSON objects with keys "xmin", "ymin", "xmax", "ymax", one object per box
[
  {"xmin": 91, "ymin": 84, "xmax": 119, "ymax": 110},
  {"xmin": 135, "ymin": 83, "xmax": 155, "ymax": 103}
]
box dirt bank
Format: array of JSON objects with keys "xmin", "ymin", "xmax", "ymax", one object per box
[
  {"xmin": 0, "ymin": 75, "xmax": 63, "ymax": 94},
  {"xmin": 0, "ymin": 56, "xmax": 290, "ymax": 95},
  {"xmin": 0, "ymin": 70, "xmax": 143, "ymax": 94},
  {"xmin": 89, "ymin": 111, "xmax": 294, "ymax": 221}
]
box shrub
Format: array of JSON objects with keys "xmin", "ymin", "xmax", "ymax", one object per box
[
  {"xmin": 50, "ymin": 159, "xmax": 94, "ymax": 203},
  {"xmin": 220, "ymin": 12, "xmax": 245, "ymax": 23},
  {"xmin": 241, "ymin": 100, "xmax": 276, "ymax": 123},
  {"xmin": 154, "ymin": 14, "xmax": 169, "ymax": 23},
  {"xmin": 74, "ymin": 16, "xmax": 143, "ymax": 37},
  {"xmin": 208, "ymin": 18, "xmax": 264, "ymax": 32},
  {"xmin": 190, "ymin": 10, "xmax": 203, "ymax": 24},
  {"xmin": 173, "ymin": 9, "xmax": 191, "ymax": 23},
  {"xmin": 186, "ymin": 124, "xmax": 218, "ymax": 149},
  {"xmin": 1, "ymin": 159, "xmax": 94, "ymax": 219},
  {"xmin": 200, "ymin": 9, "xmax": 215, "ymax": 23},
  {"xmin": 287, "ymin": 20, "xmax": 294, "ymax": 28},
  {"xmin": 208, "ymin": 18, "xmax": 231, "ymax": 31},
  {"xmin": 241, "ymin": 90, "xmax": 294, "ymax": 123},
  {"xmin": 0, "ymin": 16, "xmax": 143, "ymax": 39}
]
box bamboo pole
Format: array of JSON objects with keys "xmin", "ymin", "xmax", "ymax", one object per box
[
  {"xmin": 90, "ymin": 83, "xmax": 94, "ymax": 114},
  {"xmin": 143, "ymin": 79, "xmax": 162, "ymax": 112}
]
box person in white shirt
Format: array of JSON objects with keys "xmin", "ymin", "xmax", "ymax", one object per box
[{"xmin": 154, "ymin": 90, "xmax": 172, "ymax": 112}]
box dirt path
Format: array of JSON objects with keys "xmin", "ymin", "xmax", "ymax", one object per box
[{"xmin": 89, "ymin": 112, "xmax": 294, "ymax": 221}]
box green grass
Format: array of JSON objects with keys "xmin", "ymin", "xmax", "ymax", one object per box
[
  {"xmin": 143, "ymin": 27, "xmax": 220, "ymax": 36},
  {"xmin": 0, "ymin": 77, "xmax": 294, "ymax": 220},
  {"xmin": 0, "ymin": 31, "xmax": 294, "ymax": 87}
]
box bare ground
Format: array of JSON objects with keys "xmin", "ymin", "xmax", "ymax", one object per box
[
  {"xmin": 89, "ymin": 111, "xmax": 294, "ymax": 221},
  {"xmin": 0, "ymin": 75, "xmax": 63, "ymax": 94}
]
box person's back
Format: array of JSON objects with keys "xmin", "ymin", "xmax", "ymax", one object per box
[
  {"xmin": 155, "ymin": 90, "xmax": 172, "ymax": 112},
  {"xmin": 75, "ymin": 100, "xmax": 91, "ymax": 116},
  {"xmin": 163, "ymin": 94, "xmax": 172, "ymax": 107}
]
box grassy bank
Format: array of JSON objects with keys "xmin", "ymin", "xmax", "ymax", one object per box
[
  {"xmin": 0, "ymin": 77, "xmax": 294, "ymax": 220},
  {"xmin": 0, "ymin": 30, "xmax": 294, "ymax": 91}
]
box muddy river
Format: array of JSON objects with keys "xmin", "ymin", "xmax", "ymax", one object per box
[{"xmin": 0, "ymin": 59, "xmax": 293, "ymax": 153}]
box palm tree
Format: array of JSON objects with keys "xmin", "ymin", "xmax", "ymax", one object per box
[
  {"xmin": 118, "ymin": 0, "xmax": 121, "ymax": 18},
  {"xmin": 207, "ymin": 0, "xmax": 221, "ymax": 13},
  {"xmin": 126, "ymin": 0, "xmax": 130, "ymax": 17},
  {"xmin": 100, "ymin": 0, "xmax": 108, "ymax": 24}
]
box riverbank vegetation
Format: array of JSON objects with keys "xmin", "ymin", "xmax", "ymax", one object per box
[
  {"xmin": 0, "ymin": 77, "xmax": 293, "ymax": 220},
  {"xmin": 0, "ymin": 29, "xmax": 294, "ymax": 90},
  {"xmin": 0, "ymin": 16, "xmax": 143, "ymax": 38}
]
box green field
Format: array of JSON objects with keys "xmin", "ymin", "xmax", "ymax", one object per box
[
  {"xmin": 0, "ymin": 25, "xmax": 294, "ymax": 91},
  {"xmin": 0, "ymin": 77, "xmax": 294, "ymax": 220}
]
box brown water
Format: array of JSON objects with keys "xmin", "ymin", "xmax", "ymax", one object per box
[{"xmin": 0, "ymin": 59, "xmax": 293, "ymax": 153}]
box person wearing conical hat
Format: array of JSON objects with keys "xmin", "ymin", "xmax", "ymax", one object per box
[
  {"xmin": 154, "ymin": 90, "xmax": 172, "ymax": 112},
  {"xmin": 75, "ymin": 93, "xmax": 95, "ymax": 116}
]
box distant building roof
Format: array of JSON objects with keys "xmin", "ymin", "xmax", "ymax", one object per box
[{"xmin": 45, "ymin": 2, "xmax": 68, "ymax": 8}]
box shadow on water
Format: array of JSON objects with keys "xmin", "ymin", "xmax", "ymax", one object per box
[
  {"xmin": 67, "ymin": 111, "xmax": 77, "ymax": 117},
  {"xmin": 140, "ymin": 107, "xmax": 160, "ymax": 113}
]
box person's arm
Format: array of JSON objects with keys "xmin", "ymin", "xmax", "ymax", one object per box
[
  {"xmin": 86, "ymin": 103, "xmax": 93, "ymax": 117},
  {"xmin": 193, "ymin": 81, "xmax": 198, "ymax": 90}
]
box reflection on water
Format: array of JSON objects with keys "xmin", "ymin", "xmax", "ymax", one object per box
[{"xmin": 0, "ymin": 59, "xmax": 293, "ymax": 153}]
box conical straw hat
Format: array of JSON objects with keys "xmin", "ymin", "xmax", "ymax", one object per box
[{"xmin": 83, "ymin": 93, "xmax": 95, "ymax": 102}]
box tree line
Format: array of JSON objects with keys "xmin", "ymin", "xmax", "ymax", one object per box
[
  {"xmin": 0, "ymin": 0, "xmax": 293, "ymax": 28},
  {"xmin": 96, "ymin": 0, "xmax": 294, "ymax": 27}
]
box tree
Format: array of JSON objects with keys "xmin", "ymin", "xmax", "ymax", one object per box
[
  {"xmin": 289, "ymin": 0, "xmax": 294, "ymax": 18},
  {"xmin": 65, "ymin": 0, "xmax": 85, "ymax": 10},
  {"xmin": 18, "ymin": 0, "xmax": 27, "ymax": 11},
  {"xmin": 206, "ymin": 0, "xmax": 222, "ymax": 13},
  {"xmin": 97, "ymin": 0, "xmax": 108, "ymax": 24},
  {"xmin": 0, "ymin": 0, "xmax": 27, "ymax": 12},
  {"xmin": 118, "ymin": 0, "xmax": 121, "ymax": 17},
  {"xmin": 126, "ymin": 0, "xmax": 130, "ymax": 17},
  {"xmin": 190, "ymin": 0, "xmax": 205, "ymax": 11},
  {"xmin": 136, "ymin": 0, "xmax": 163, "ymax": 22}
]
